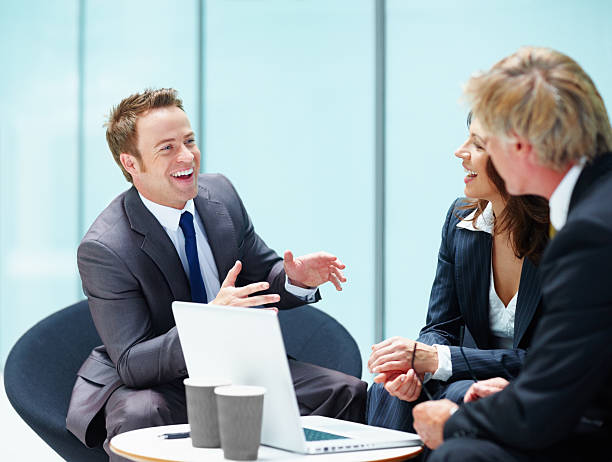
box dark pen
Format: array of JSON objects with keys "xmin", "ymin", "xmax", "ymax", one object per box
[{"xmin": 158, "ymin": 431, "xmax": 190, "ymax": 439}]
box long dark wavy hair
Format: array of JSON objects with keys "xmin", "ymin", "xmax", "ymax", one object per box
[{"xmin": 459, "ymin": 112, "xmax": 550, "ymax": 264}]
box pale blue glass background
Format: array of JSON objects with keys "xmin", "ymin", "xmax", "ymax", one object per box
[
  {"xmin": 205, "ymin": 0, "xmax": 376, "ymax": 378},
  {"xmin": 384, "ymin": 0, "xmax": 612, "ymax": 341},
  {"xmin": 1, "ymin": 0, "xmax": 611, "ymax": 383},
  {"xmin": 0, "ymin": 0, "xmax": 80, "ymax": 364},
  {"xmin": 81, "ymin": 0, "xmax": 200, "ymax": 227},
  {"xmin": 0, "ymin": 0, "xmax": 199, "ymax": 365}
]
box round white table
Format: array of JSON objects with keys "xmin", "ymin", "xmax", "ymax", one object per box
[{"xmin": 110, "ymin": 424, "xmax": 423, "ymax": 462}]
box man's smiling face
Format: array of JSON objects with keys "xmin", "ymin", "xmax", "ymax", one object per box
[{"xmin": 126, "ymin": 106, "xmax": 200, "ymax": 209}]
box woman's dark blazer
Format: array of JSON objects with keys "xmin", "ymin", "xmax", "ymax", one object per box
[{"xmin": 417, "ymin": 198, "xmax": 544, "ymax": 382}]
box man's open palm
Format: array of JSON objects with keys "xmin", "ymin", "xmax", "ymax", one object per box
[{"xmin": 284, "ymin": 251, "xmax": 347, "ymax": 291}]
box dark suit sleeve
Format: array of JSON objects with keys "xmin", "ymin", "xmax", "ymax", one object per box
[
  {"xmin": 219, "ymin": 175, "xmax": 320, "ymax": 309},
  {"xmin": 78, "ymin": 240, "xmax": 187, "ymax": 389},
  {"xmin": 444, "ymin": 218, "xmax": 612, "ymax": 450},
  {"xmin": 418, "ymin": 200, "xmax": 464, "ymax": 347},
  {"xmin": 448, "ymin": 346, "xmax": 525, "ymax": 380}
]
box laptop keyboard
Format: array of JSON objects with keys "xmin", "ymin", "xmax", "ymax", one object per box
[{"xmin": 303, "ymin": 427, "xmax": 348, "ymax": 441}]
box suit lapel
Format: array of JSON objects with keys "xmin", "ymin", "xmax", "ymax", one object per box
[
  {"xmin": 124, "ymin": 187, "xmax": 191, "ymax": 302},
  {"xmin": 569, "ymin": 154, "xmax": 612, "ymax": 212},
  {"xmin": 193, "ymin": 184, "xmax": 238, "ymax": 281},
  {"xmin": 513, "ymin": 257, "xmax": 542, "ymax": 347},
  {"xmin": 455, "ymin": 229, "xmax": 491, "ymax": 348}
]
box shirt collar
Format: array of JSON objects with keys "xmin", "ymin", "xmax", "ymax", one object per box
[
  {"xmin": 138, "ymin": 193, "xmax": 195, "ymax": 231},
  {"xmin": 456, "ymin": 201, "xmax": 495, "ymax": 235},
  {"xmin": 549, "ymin": 159, "xmax": 585, "ymax": 231}
]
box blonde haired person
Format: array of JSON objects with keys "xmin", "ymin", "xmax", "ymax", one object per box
[{"xmin": 413, "ymin": 47, "xmax": 612, "ymax": 462}]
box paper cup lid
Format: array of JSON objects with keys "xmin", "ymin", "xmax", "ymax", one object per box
[
  {"xmin": 183, "ymin": 378, "xmax": 232, "ymax": 387},
  {"xmin": 214, "ymin": 385, "xmax": 266, "ymax": 396}
]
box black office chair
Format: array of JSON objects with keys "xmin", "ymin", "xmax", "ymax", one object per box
[
  {"xmin": 4, "ymin": 300, "xmax": 108, "ymax": 462},
  {"xmin": 4, "ymin": 300, "xmax": 362, "ymax": 462},
  {"xmin": 278, "ymin": 304, "xmax": 362, "ymax": 378}
]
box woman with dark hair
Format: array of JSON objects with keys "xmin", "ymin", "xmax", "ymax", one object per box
[{"xmin": 366, "ymin": 113, "xmax": 550, "ymax": 431}]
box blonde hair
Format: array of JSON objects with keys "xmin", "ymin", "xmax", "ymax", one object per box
[
  {"xmin": 105, "ymin": 88, "xmax": 184, "ymax": 182},
  {"xmin": 464, "ymin": 47, "xmax": 612, "ymax": 170}
]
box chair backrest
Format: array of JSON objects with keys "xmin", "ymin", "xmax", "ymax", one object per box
[
  {"xmin": 3, "ymin": 300, "xmax": 108, "ymax": 462},
  {"xmin": 277, "ymin": 304, "xmax": 362, "ymax": 378}
]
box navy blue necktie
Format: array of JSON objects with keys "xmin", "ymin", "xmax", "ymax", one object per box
[{"xmin": 179, "ymin": 211, "xmax": 208, "ymax": 303}]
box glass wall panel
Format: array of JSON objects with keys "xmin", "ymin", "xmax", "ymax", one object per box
[
  {"xmin": 0, "ymin": 0, "xmax": 79, "ymax": 364},
  {"xmin": 205, "ymin": 0, "xmax": 376, "ymax": 378},
  {"xmin": 385, "ymin": 0, "xmax": 612, "ymax": 339},
  {"xmin": 0, "ymin": 0, "xmax": 199, "ymax": 366},
  {"xmin": 82, "ymin": 0, "xmax": 199, "ymax": 229}
]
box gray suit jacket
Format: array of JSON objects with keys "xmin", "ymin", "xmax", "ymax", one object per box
[{"xmin": 66, "ymin": 174, "xmax": 319, "ymax": 447}]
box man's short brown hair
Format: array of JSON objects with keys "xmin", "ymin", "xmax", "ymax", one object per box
[
  {"xmin": 464, "ymin": 47, "xmax": 612, "ymax": 170},
  {"xmin": 105, "ymin": 88, "xmax": 184, "ymax": 182}
]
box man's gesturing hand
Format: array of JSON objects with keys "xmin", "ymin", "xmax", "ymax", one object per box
[
  {"xmin": 283, "ymin": 251, "xmax": 347, "ymax": 291},
  {"xmin": 211, "ymin": 260, "xmax": 280, "ymax": 307}
]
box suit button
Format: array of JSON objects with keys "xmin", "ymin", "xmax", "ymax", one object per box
[{"xmin": 179, "ymin": 369, "xmax": 187, "ymax": 375}]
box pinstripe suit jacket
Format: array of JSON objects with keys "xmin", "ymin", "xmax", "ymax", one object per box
[{"xmin": 417, "ymin": 198, "xmax": 543, "ymax": 382}]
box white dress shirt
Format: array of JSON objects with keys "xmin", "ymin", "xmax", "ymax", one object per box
[
  {"xmin": 431, "ymin": 202, "xmax": 516, "ymax": 381},
  {"xmin": 488, "ymin": 267, "xmax": 517, "ymax": 350},
  {"xmin": 139, "ymin": 193, "xmax": 316, "ymax": 302},
  {"xmin": 549, "ymin": 159, "xmax": 585, "ymax": 231}
]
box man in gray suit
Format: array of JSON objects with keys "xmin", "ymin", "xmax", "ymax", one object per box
[{"xmin": 66, "ymin": 88, "xmax": 367, "ymax": 459}]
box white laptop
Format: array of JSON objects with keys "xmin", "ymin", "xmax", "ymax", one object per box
[{"xmin": 172, "ymin": 301, "xmax": 422, "ymax": 454}]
